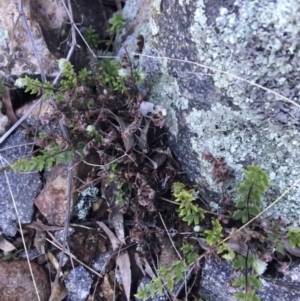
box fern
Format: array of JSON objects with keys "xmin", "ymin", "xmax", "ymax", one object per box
[
  {"xmin": 233, "ymin": 165, "xmax": 271, "ymax": 223},
  {"xmin": 135, "ymin": 244, "xmax": 197, "ymax": 300},
  {"xmin": 287, "ymin": 229, "xmax": 300, "ymax": 248},
  {"xmin": 204, "ymin": 220, "xmax": 223, "ymax": 246},
  {"xmin": 172, "ymin": 182, "xmax": 205, "ymax": 226},
  {"xmin": 13, "ymin": 143, "xmax": 74, "ymax": 172}
]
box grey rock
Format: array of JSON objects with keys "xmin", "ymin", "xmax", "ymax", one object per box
[
  {"xmin": 65, "ymin": 266, "xmax": 93, "ymax": 301},
  {"xmin": 56, "ymin": 251, "xmax": 70, "ymax": 268},
  {"xmin": 54, "ymin": 227, "xmax": 75, "ymax": 244},
  {"xmin": 0, "ymin": 129, "xmax": 42, "ymax": 236},
  {"xmin": 92, "ymin": 252, "xmax": 111, "ymax": 274},
  {"xmin": 119, "ymin": 0, "xmax": 300, "ymax": 226},
  {"xmin": 0, "ymin": 0, "xmax": 58, "ymax": 76},
  {"xmin": 200, "ymin": 259, "xmax": 300, "ymax": 301},
  {"xmin": 18, "ymin": 247, "xmax": 39, "ymax": 261}
]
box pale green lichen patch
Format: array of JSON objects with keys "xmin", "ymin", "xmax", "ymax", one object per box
[
  {"xmin": 149, "ymin": 16, "xmax": 160, "ymax": 36},
  {"xmin": 0, "ymin": 27, "xmax": 8, "ymax": 45},
  {"xmin": 185, "ymin": 102, "xmax": 300, "ymax": 225},
  {"xmin": 148, "ymin": 72, "xmax": 190, "ymax": 137},
  {"xmin": 191, "ymin": 0, "xmax": 300, "ymax": 110}
]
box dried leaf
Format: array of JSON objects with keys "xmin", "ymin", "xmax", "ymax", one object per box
[
  {"xmin": 116, "ymin": 252, "xmax": 131, "ymax": 301},
  {"xmin": 122, "ymin": 115, "xmax": 142, "ymax": 138},
  {"xmin": 97, "ymin": 221, "xmax": 121, "ymax": 250},
  {"xmin": 144, "ymin": 154, "xmax": 158, "ymax": 169},
  {"xmin": 0, "ymin": 234, "xmax": 16, "ymax": 251},
  {"xmin": 150, "ymin": 152, "xmax": 168, "ymax": 169},
  {"xmin": 47, "ymin": 252, "xmax": 64, "ymax": 277},
  {"xmin": 165, "ymin": 147, "xmax": 181, "ymax": 170},
  {"xmin": 137, "ymin": 118, "xmax": 151, "ymax": 150},
  {"xmin": 96, "ymin": 221, "xmax": 131, "ymax": 301},
  {"xmin": 50, "ymin": 280, "xmax": 68, "ymax": 301},
  {"xmin": 101, "ymin": 179, "xmax": 117, "ymax": 206},
  {"xmin": 111, "ymin": 208, "xmax": 126, "ymax": 244},
  {"xmin": 1, "ymin": 87, "xmax": 18, "ymax": 124},
  {"xmin": 101, "ymin": 179, "xmax": 126, "ymax": 243},
  {"xmin": 102, "ymin": 108, "xmax": 134, "ymax": 152},
  {"xmin": 27, "ymin": 221, "xmax": 64, "ymax": 231},
  {"xmin": 135, "ymin": 253, "xmax": 156, "ymax": 279},
  {"xmin": 117, "ymin": 117, "xmax": 134, "ymax": 152}
]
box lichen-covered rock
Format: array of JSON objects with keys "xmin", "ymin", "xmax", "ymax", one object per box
[
  {"xmin": 119, "ymin": 0, "xmax": 300, "ymax": 226},
  {"xmin": 64, "ymin": 266, "xmax": 93, "ymax": 301}
]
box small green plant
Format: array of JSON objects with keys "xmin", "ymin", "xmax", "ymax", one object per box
[
  {"xmin": 232, "ymin": 255, "xmax": 262, "ymax": 301},
  {"xmin": 229, "ymin": 165, "xmax": 271, "ymax": 301},
  {"xmin": 59, "ymin": 59, "xmax": 78, "ymax": 91},
  {"xmin": 287, "ymin": 229, "xmax": 300, "ymax": 248},
  {"xmin": 135, "ymin": 244, "xmax": 198, "ymax": 300},
  {"xmin": 0, "ymin": 249, "xmax": 22, "ymax": 261},
  {"xmin": 78, "ymin": 67, "xmax": 93, "ymax": 85},
  {"xmin": 16, "ymin": 59, "xmax": 80, "ymax": 99},
  {"xmin": 217, "ymin": 243, "xmax": 235, "ymax": 261},
  {"xmin": 15, "ymin": 75, "xmax": 56, "ymax": 99},
  {"xmin": 233, "ymin": 165, "xmax": 271, "ymax": 223},
  {"xmin": 84, "ymin": 26, "xmax": 101, "ymax": 50},
  {"xmin": 83, "ymin": 13, "xmax": 125, "ymax": 51},
  {"xmin": 172, "ymin": 182, "xmax": 205, "ymax": 226},
  {"xmin": 98, "ymin": 59, "xmax": 128, "ymax": 93},
  {"xmin": 204, "ymin": 220, "xmax": 223, "ymax": 246},
  {"xmin": 86, "ymin": 125, "xmax": 102, "ymax": 142},
  {"xmin": 266, "ymin": 220, "xmax": 285, "ymax": 255},
  {"xmin": 107, "ymin": 12, "xmax": 126, "ymax": 36},
  {"xmin": 136, "ymin": 166, "xmax": 272, "ymax": 301},
  {"xmin": 13, "ymin": 143, "xmax": 74, "ymax": 172}
]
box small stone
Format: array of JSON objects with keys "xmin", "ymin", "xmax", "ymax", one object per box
[
  {"xmin": 92, "ymin": 252, "xmax": 111, "ymax": 274},
  {"xmin": 0, "ymin": 129, "xmax": 42, "ymax": 236},
  {"xmin": 0, "ymin": 260, "xmax": 50, "ymax": 301},
  {"xmin": 193, "ymin": 225, "xmax": 202, "ymax": 232},
  {"xmin": 64, "ymin": 266, "xmax": 93, "ymax": 301},
  {"xmin": 55, "ymin": 227, "xmax": 75, "ymax": 244}
]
